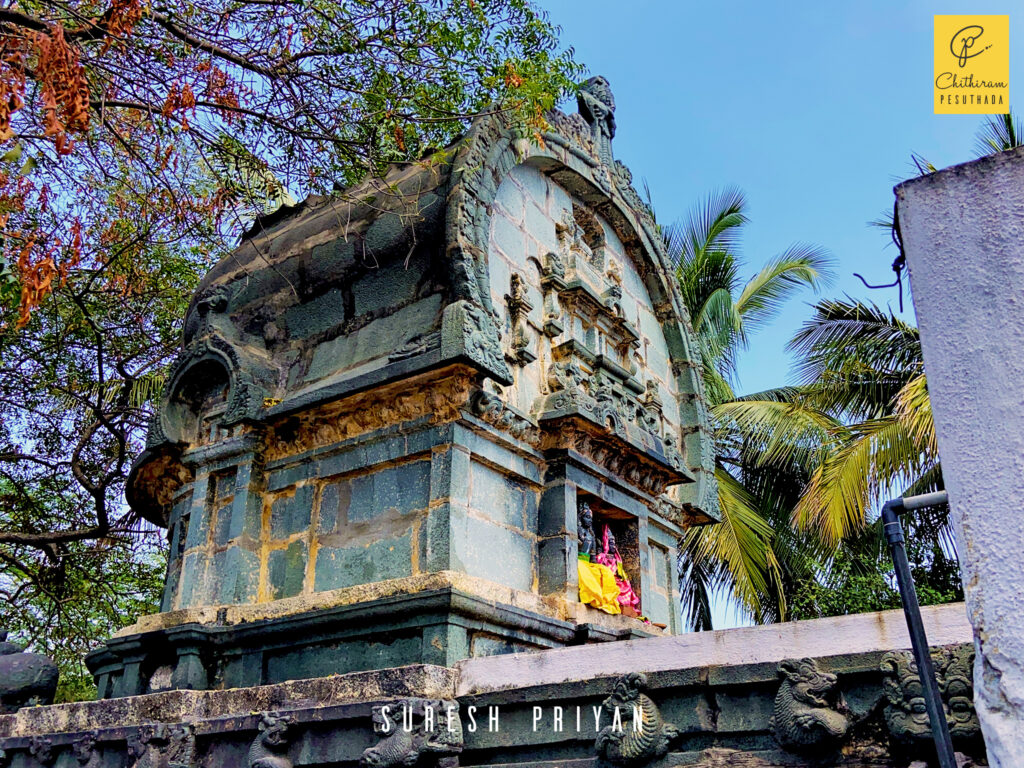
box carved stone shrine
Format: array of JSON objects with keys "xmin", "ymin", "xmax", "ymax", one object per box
[
  {"xmin": 0, "ymin": 79, "xmax": 987, "ymax": 768},
  {"xmin": 85, "ymin": 76, "xmax": 718, "ymax": 697}
]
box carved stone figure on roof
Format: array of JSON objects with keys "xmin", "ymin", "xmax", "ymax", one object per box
[{"xmin": 578, "ymin": 76, "xmax": 616, "ymax": 169}]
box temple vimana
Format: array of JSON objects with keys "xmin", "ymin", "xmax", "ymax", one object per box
[{"xmin": 0, "ymin": 79, "xmax": 986, "ymax": 767}]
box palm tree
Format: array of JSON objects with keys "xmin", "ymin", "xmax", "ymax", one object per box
[
  {"xmin": 718, "ymin": 300, "xmax": 939, "ymax": 542},
  {"xmin": 673, "ymin": 110, "xmax": 1020, "ymax": 629},
  {"xmin": 715, "ymin": 299, "xmax": 959, "ymax": 618},
  {"xmin": 664, "ymin": 188, "xmax": 834, "ymax": 629}
]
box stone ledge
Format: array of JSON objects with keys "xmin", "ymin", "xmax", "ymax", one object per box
[
  {"xmin": 0, "ymin": 664, "xmax": 455, "ymax": 738},
  {"xmin": 114, "ymin": 570, "xmax": 664, "ymax": 641},
  {"xmin": 454, "ymin": 602, "xmax": 972, "ymax": 695}
]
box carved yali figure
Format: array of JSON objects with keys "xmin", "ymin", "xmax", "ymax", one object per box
[
  {"xmin": 127, "ymin": 723, "xmax": 196, "ymax": 768},
  {"xmin": 72, "ymin": 731, "xmax": 101, "ymax": 767},
  {"xmin": 28, "ymin": 736, "xmax": 55, "ymax": 766},
  {"xmin": 880, "ymin": 650, "xmax": 933, "ymax": 746},
  {"xmin": 771, "ymin": 658, "xmax": 850, "ymax": 753},
  {"xmin": 249, "ymin": 713, "xmax": 293, "ymax": 768},
  {"xmin": 881, "ymin": 647, "xmax": 981, "ymax": 748},
  {"xmin": 0, "ymin": 630, "xmax": 59, "ymax": 713},
  {"xmin": 595, "ymin": 672, "xmax": 679, "ymax": 767},
  {"xmin": 361, "ymin": 699, "xmax": 463, "ymax": 768},
  {"xmin": 939, "ymin": 645, "xmax": 980, "ymax": 742}
]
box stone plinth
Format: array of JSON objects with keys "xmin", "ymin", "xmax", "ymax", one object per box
[
  {"xmin": 897, "ymin": 145, "xmax": 1024, "ymax": 768},
  {"xmin": 0, "ymin": 604, "xmax": 985, "ymax": 767}
]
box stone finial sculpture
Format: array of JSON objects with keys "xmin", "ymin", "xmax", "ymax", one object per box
[
  {"xmin": 249, "ymin": 713, "xmax": 293, "ymax": 768},
  {"xmin": 595, "ymin": 672, "xmax": 678, "ymax": 766},
  {"xmin": 578, "ymin": 502, "xmax": 597, "ymax": 559},
  {"xmin": 577, "ymin": 76, "xmax": 616, "ymax": 169},
  {"xmin": 361, "ymin": 699, "xmax": 463, "ymax": 768},
  {"xmin": 0, "ymin": 631, "xmax": 59, "ymax": 713},
  {"xmin": 770, "ymin": 658, "xmax": 850, "ymax": 753}
]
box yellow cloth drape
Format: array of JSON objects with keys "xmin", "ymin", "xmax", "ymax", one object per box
[{"xmin": 578, "ymin": 559, "xmax": 622, "ymax": 614}]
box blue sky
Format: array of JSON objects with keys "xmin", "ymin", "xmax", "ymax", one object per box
[{"xmin": 544, "ymin": 0, "xmax": 1022, "ymax": 394}]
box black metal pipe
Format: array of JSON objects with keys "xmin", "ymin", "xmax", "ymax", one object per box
[{"xmin": 881, "ymin": 494, "xmax": 957, "ymax": 768}]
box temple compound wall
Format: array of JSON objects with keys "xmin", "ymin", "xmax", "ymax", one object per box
[{"xmin": 0, "ymin": 605, "xmax": 987, "ymax": 767}]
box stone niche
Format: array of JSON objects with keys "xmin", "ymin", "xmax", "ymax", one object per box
[{"xmin": 87, "ymin": 77, "xmax": 719, "ymax": 699}]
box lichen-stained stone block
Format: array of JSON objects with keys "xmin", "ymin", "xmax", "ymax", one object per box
[
  {"xmin": 314, "ymin": 533, "xmax": 413, "ymax": 592},
  {"xmin": 268, "ymin": 540, "xmax": 307, "ymax": 600},
  {"xmin": 270, "ymin": 485, "xmax": 314, "ymax": 539}
]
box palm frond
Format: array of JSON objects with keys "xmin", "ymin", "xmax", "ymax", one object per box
[
  {"xmin": 794, "ymin": 416, "xmax": 928, "ymax": 545},
  {"xmin": 893, "ymin": 373, "xmax": 938, "ymax": 457},
  {"xmin": 715, "ymin": 397, "xmax": 840, "ymax": 469},
  {"xmin": 973, "ymin": 110, "xmax": 1024, "ymax": 157},
  {"xmin": 788, "ymin": 299, "xmax": 921, "ymax": 417},
  {"xmin": 680, "ymin": 466, "xmax": 783, "ymax": 625},
  {"xmin": 736, "ymin": 244, "xmax": 835, "ymax": 335},
  {"xmin": 665, "ymin": 187, "xmax": 747, "ymax": 269}
]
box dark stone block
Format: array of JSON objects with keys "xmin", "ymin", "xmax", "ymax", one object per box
[
  {"xmin": 538, "ymin": 536, "xmax": 575, "ymax": 596},
  {"xmin": 282, "ymin": 287, "xmax": 346, "ymax": 339},
  {"xmin": 270, "ymin": 485, "xmax": 314, "ymax": 539},
  {"xmin": 217, "ymin": 547, "xmax": 260, "ymax": 604},
  {"xmin": 351, "ymin": 255, "xmax": 426, "ymax": 317},
  {"xmin": 213, "ymin": 503, "xmax": 233, "ymax": 546},
  {"xmin": 266, "ymin": 462, "xmax": 310, "ymax": 493},
  {"xmin": 264, "ymin": 633, "xmax": 422, "ymax": 682},
  {"xmin": 349, "ymin": 462, "xmax": 430, "ymax": 523},
  {"xmin": 317, "ymin": 479, "xmax": 351, "ymax": 534},
  {"xmin": 314, "ymin": 533, "xmax": 412, "ymax": 592},
  {"xmin": 268, "ymin": 540, "xmax": 307, "ymax": 599},
  {"xmin": 537, "ymin": 481, "xmax": 574, "ymax": 537},
  {"xmin": 0, "ymin": 634, "xmax": 59, "ymax": 713}
]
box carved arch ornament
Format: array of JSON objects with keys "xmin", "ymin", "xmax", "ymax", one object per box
[{"xmin": 443, "ymin": 85, "xmax": 717, "ymax": 518}]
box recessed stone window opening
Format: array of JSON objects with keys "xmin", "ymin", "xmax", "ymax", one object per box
[
  {"xmin": 167, "ymin": 359, "xmax": 231, "ymax": 445},
  {"xmin": 571, "ymin": 202, "xmax": 606, "ymax": 270}
]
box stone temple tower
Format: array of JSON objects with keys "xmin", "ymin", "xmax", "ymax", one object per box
[{"xmin": 87, "ymin": 77, "xmax": 719, "ymax": 698}]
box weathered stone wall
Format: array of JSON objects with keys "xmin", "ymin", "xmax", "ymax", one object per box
[
  {"xmin": 0, "ymin": 605, "xmax": 984, "ymax": 767},
  {"xmin": 897, "ymin": 145, "xmax": 1024, "ymax": 768}
]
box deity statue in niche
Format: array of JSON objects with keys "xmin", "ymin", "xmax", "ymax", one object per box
[
  {"xmin": 577, "ymin": 502, "xmax": 597, "ymax": 560},
  {"xmin": 576, "ymin": 501, "xmax": 620, "ymax": 615},
  {"xmin": 576, "ymin": 502, "xmax": 649, "ymax": 622},
  {"xmin": 596, "ymin": 526, "xmax": 643, "ymax": 619}
]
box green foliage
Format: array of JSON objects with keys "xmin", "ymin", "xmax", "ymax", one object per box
[{"xmin": 667, "ymin": 189, "xmax": 834, "ymax": 629}]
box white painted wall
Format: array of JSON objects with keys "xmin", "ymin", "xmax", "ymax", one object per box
[
  {"xmin": 897, "ymin": 146, "xmax": 1024, "ymax": 768},
  {"xmin": 456, "ymin": 602, "xmax": 971, "ymax": 695}
]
